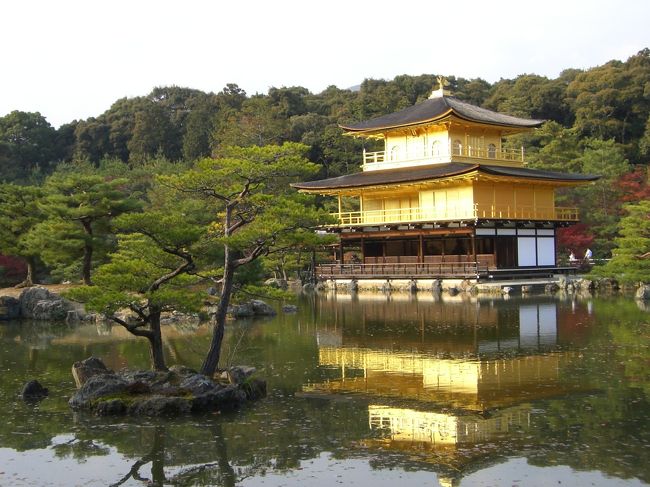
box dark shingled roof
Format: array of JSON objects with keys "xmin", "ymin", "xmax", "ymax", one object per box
[
  {"xmin": 340, "ymin": 96, "xmax": 545, "ymax": 133},
  {"xmin": 292, "ymin": 163, "xmax": 599, "ymax": 191}
]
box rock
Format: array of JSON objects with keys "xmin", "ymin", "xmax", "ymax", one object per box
[
  {"xmin": 595, "ymin": 277, "xmax": 620, "ymax": 291},
  {"xmin": 314, "ymin": 282, "xmax": 328, "ymax": 292},
  {"xmin": 446, "ymin": 286, "xmax": 459, "ymax": 296},
  {"xmin": 227, "ymin": 365, "xmax": 256, "ymax": 385},
  {"xmin": 282, "ymin": 304, "xmax": 298, "ymax": 313},
  {"xmin": 347, "ymin": 279, "xmax": 359, "ymax": 293},
  {"xmin": 228, "ymin": 303, "xmax": 255, "ymax": 318},
  {"xmin": 302, "ymin": 282, "xmax": 315, "ymax": 292},
  {"xmin": 206, "ymin": 286, "xmax": 218, "ymax": 296},
  {"xmin": 21, "ymin": 380, "xmax": 48, "ymax": 401},
  {"xmin": 72, "ymin": 357, "xmax": 112, "ymax": 389},
  {"xmin": 169, "ymin": 364, "xmax": 197, "ymax": 376},
  {"xmin": 241, "ymin": 378, "xmax": 267, "ymax": 401},
  {"xmin": 545, "ymin": 283, "xmax": 560, "ymax": 293},
  {"xmin": 69, "ymin": 360, "xmax": 263, "ymax": 416},
  {"xmin": 431, "ymin": 279, "xmax": 442, "ymax": 294},
  {"xmin": 502, "ymin": 286, "xmax": 513, "ymax": 295},
  {"xmin": 635, "ymin": 284, "xmax": 650, "ymax": 301},
  {"xmin": 250, "ymin": 300, "xmax": 276, "ymax": 316},
  {"xmin": 264, "ymin": 278, "xmax": 288, "ymax": 290},
  {"xmin": 0, "ymin": 296, "xmax": 21, "ymax": 320},
  {"xmin": 69, "ymin": 374, "xmax": 128, "ymax": 410},
  {"xmin": 18, "ymin": 287, "xmax": 77, "ymax": 321},
  {"xmin": 95, "ymin": 399, "xmax": 127, "ymax": 416},
  {"xmin": 575, "ymin": 279, "xmax": 595, "ymax": 292},
  {"xmin": 191, "ymin": 384, "xmax": 247, "ymax": 412},
  {"xmin": 558, "ymin": 276, "xmax": 568, "ymax": 290},
  {"xmin": 180, "ymin": 374, "xmax": 218, "ymax": 395},
  {"xmin": 381, "ymin": 281, "xmax": 392, "ymax": 293},
  {"xmin": 408, "ymin": 280, "xmax": 418, "ymax": 293},
  {"xmin": 127, "ymin": 396, "xmax": 192, "ymax": 416},
  {"xmin": 521, "ymin": 285, "xmax": 532, "ymax": 294},
  {"xmin": 160, "ymin": 312, "xmax": 200, "ymax": 326}
]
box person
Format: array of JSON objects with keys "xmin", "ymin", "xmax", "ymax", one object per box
[
  {"xmin": 584, "ymin": 248, "xmax": 593, "ymax": 262},
  {"xmin": 569, "ymin": 250, "xmax": 577, "ymax": 264}
]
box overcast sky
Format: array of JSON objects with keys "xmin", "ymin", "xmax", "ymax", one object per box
[{"xmin": 1, "ymin": 0, "xmax": 649, "ymax": 128}]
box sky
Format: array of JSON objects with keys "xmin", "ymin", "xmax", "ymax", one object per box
[{"xmin": 1, "ymin": 0, "xmax": 649, "ymax": 128}]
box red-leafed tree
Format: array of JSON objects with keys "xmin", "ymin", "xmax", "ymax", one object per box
[
  {"xmin": 616, "ymin": 165, "xmax": 650, "ymax": 203},
  {"xmin": 557, "ymin": 223, "xmax": 595, "ymax": 259}
]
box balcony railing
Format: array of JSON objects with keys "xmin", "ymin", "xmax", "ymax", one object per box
[
  {"xmin": 331, "ymin": 204, "xmax": 579, "ymax": 226},
  {"xmin": 362, "ymin": 141, "xmax": 525, "ymax": 170},
  {"xmin": 316, "ymin": 262, "xmax": 483, "ymax": 279}
]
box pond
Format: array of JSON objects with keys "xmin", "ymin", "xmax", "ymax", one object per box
[{"xmin": 0, "ymin": 291, "xmax": 649, "ymax": 486}]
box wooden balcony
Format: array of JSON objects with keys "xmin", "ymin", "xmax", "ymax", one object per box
[
  {"xmin": 362, "ymin": 142, "xmax": 525, "ymax": 171},
  {"xmin": 331, "ymin": 204, "xmax": 579, "ymax": 227}
]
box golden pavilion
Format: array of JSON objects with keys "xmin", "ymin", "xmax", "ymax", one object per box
[{"xmin": 293, "ymin": 80, "xmax": 598, "ymax": 280}]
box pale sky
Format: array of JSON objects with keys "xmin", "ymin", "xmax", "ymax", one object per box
[{"xmin": 1, "ymin": 0, "xmax": 648, "ymax": 128}]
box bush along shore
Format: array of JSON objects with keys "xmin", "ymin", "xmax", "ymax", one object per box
[{"xmin": 69, "ymin": 357, "xmax": 266, "ymax": 417}]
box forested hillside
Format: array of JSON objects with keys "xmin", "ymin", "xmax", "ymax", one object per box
[{"xmin": 1, "ymin": 49, "xmax": 649, "ymax": 275}]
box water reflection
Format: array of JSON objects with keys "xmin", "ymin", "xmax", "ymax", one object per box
[
  {"xmin": 1, "ymin": 293, "xmax": 649, "ymax": 486},
  {"xmin": 304, "ymin": 294, "xmax": 630, "ymax": 486}
]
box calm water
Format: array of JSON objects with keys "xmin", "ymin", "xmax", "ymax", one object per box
[{"xmin": 0, "ymin": 292, "xmax": 649, "ymax": 487}]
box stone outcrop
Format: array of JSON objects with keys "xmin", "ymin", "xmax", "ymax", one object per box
[
  {"xmin": 68, "ymin": 357, "xmax": 266, "ymax": 417},
  {"xmin": 227, "ymin": 299, "xmax": 276, "ymax": 319},
  {"xmin": 72, "ymin": 356, "xmax": 113, "ymax": 388},
  {"xmin": 15, "ymin": 287, "xmax": 82, "ymax": 322},
  {"xmin": 21, "ymin": 380, "xmax": 49, "ymax": 401},
  {"xmin": 635, "ymin": 284, "xmax": 650, "ymax": 301}
]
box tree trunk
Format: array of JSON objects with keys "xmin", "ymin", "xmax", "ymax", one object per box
[
  {"xmin": 81, "ymin": 220, "xmax": 93, "ymax": 285},
  {"xmin": 148, "ymin": 308, "xmax": 167, "ymax": 371},
  {"xmin": 15, "ymin": 257, "xmax": 36, "ymax": 288},
  {"xmin": 201, "ymin": 246, "xmax": 235, "ymax": 376}
]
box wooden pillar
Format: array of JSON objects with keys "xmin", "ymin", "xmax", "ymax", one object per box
[
  {"xmin": 339, "ymin": 240, "xmax": 344, "ymax": 265},
  {"xmin": 418, "ymin": 234, "xmax": 424, "ymax": 264},
  {"xmin": 361, "ymin": 237, "xmax": 365, "ymax": 263},
  {"xmin": 471, "ymin": 232, "xmax": 478, "ymax": 275}
]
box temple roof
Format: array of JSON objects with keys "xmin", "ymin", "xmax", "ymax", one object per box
[
  {"xmin": 292, "ymin": 163, "xmax": 599, "ymax": 191},
  {"xmin": 340, "ymin": 96, "xmax": 545, "ymax": 134}
]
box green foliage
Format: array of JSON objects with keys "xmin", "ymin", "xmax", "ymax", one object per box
[
  {"xmin": 592, "ymin": 200, "xmax": 650, "ymax": 282},
  {"xmin": 26, "ymin": 171, "xmax": 142, "ymax": 283},
  {"xmin": 0, "ymin": 111, "xmax": 59, "ymax": 182}
]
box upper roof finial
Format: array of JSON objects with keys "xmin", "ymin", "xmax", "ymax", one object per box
[{"xmin": 429, "ymin": 75, "xmax": 451, "ymax": 99}]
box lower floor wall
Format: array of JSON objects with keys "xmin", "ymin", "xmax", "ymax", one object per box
[{"xmin": 336, "ymin": 224, "xmax": 557, "ymax": 269}]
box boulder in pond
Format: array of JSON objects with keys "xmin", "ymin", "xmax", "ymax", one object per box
[
  {"xmin": 72, "ymin": 356, "xmax": 113, "ymax": 388},
  {"xmin": 69, "ymin": 358, "xmax": 266, "ymax": 416},
  {"xmin": 69, "ymin": 374, "xmax": 128, "ymax": 410},
  {"xmin": 21, "ymin": 380, "xmax": 49, "ymax": 401},
  {"xmin": 282, "ymin": 304, "xmax": 298, "ymax": 313},
  {"xmin": 250, "ymin": 300, "xmax": 276, "ymax": 316}
]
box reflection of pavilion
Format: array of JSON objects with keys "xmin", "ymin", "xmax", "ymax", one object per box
[{"xmin": 306, "ymin": 297, "xmax": 592, "ymax": 487}]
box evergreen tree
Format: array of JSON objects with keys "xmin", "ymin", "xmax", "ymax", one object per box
[
  {"xmin": 67, "ymin": 199, "xmax": 207, "ymax": 370},
  {"xmin": 161, "ymin": 142, "xmax": 328, "ymax": 376},
  {"xmin": 28, "ymin": 172, "xmax": 141, "ymax": 284},
  {"xmin": 0, "ymin": 184, "xmax": 44, "ymax": 286},
  {"xmin": 593, "ymin": 200, "xmax": 650, "ymax": 283}
]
